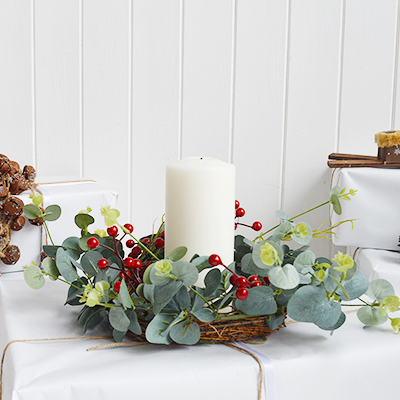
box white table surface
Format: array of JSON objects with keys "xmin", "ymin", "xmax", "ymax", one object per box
[{"xmin": 1, "ymin": 272, "xmax": 400, "ymax": 400}]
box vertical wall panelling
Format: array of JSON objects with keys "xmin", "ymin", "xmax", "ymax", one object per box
[
  {"xmin": 232, "ymin": 0, "xmax": 287, "ymax": 237},
  {"xmin": 0, "ymin": 0, "xmax": 34, "ymax": 164},
  {"xmin": 283, "ymin": 0, "xmax": 342, "ymax": 257},
  {"xmin": 339, "ymin": 0, "xmax": 397, "ymax": 156},
  {"xmin": 130, "ymin": 0, "xmax": 181, "ymax": 235},
  {"xmin": 82, "ymin": 0, "xmax": 131, "ymax": 224},
  {"xmin": 34, "ymin": 0, "xmax": 81, "ymax": 176},
  {"xmin": 181, "ymin": 0, "xmax": 234, "ymax": 161}
]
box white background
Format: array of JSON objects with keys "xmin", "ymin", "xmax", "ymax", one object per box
[{"xmin": 1, "ymin": 0, "xmax": 397, "ymax": 258}]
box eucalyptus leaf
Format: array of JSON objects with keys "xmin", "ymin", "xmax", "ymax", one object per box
[
  {"xmin": 236, "ymin": 286, "xmax": 277, "ymax": 315},
  {"xmin": 336, "ymin": 270, "xmax": 369, "ymax": 301},
  {"xmin": 191, "ymin": 288, "xmax": 206, "ymax": 312},
  {"xmin": 109, "ymin": 306, "xmax": 130, "ymax": 332},
  {"xmin": 203, "ymin": 269, "xmax": 221, "ymax": 297},
  {"xmin": 42, "ymin": 256, "xmax": 59, "ymax": 281},
  {"xmin": 252, "ymin": 240, "xmax": 283, "ymax": 270},
  {"xmin": 287, "ymin": 286, "xmax": 342, "ymax": 328},
  {"xmin": 170, "ymin": 321, "xmax": 201, "ymax": 345},
  {"xmin": 293, "ymin": 250, "xmax": 316, "ymax": 271},
  {"xmin": 143, "ymin": 284, "xmax": 156, "ymax": 304},
  {"xmin": 166, "ymin": 246, "xmax": 187, "ymax": 262},
  {"xmin": 23, "ymin": 204, "xmax": 42, "ymax": 219},
  {"xmin": 80, "ymin": 251, "xmax": 102, "ymax": 276},
  {"xmin": 357, "ymin": 306, "xmax": 388, "ymax": 326},
  {"xmin": 172, "ymin": 261, "xmax": 198, "ymax": 286},
  {"xmin": 126, "ymin": 309, "xmax": 142, "ymax": 335},
  {"xmin": 113, "ymin": 329, "xmax": 126, "ymax": 342},
  {"xmin": 168, "ymin": 285, "xmax": 190, "ymax": 311},
  {"xmin": 62, "ymin": 237, "xmax": 82, "ymax": 260},
  {"xmin": 275, "ymin": 210, "xmax": 289, "ymax": 220},
  {"xmin": 56, "ymin": 247, "xmax": 78, "ymax": 282},
  {"xmin": 106, "ymin": 262, "xmax": 121, "ymax": 283},
  {"xmin": 145, "ymin": 313, "xmax": 174, "ymax": 345},
  {"xmin": 192, "ymin": 308, "xmax": 215, "ymax": 322},
  {"xmin": 42, "ymin": 245, "xmax": 62, "ymax": 258},
  {"xmin": 118, "ymin": 279, "xmax": 134, "ymax": 309},
  {"xmin": 330, "ymin": 194, "xmax": 342, "ymax": 215},
  {"xmin": 366, "ymin": 279, "xmax": 395, "ymax": 302},
  {"xmin": 266, "ymin": 314, "xmax": 285, "ymax": 331},
  {"xmin": 241, "ymin": 253, "xmax": 269, "ymax": 277},
  {"xmin": 143, "ymin": 263, "xmax": 154, "ymax": 284},
  {"xmin": 24, "ymin": 264, "xmax": 45, "ymax": 290},
  {"xmin": 65, "ymin": 277, "xmax": 87, "ymax": 306},
  {"xmin": 75, "ymin": 213, "xmax": 95, "ymax": 230},
  {"xmin": 149, "ymin": 263, "xmax": 172, "ymax": 286},
  {"xmin": 316, "ymin": 311, "xmax": 346, "ymax": 331},
  {"xmin": 43, "ymin": 205, "xmax": 61, "ymax": 221},
  {"xmin": 272, "ymin": 221, "xmax": 292, "ymax": 242},
  {"xmin": 268, "ymin": 264, "xmax": 300, "ymax": 290},
  {"xmin": 290, "ymin": 222, "xmax": 312, "ymax": 245},
  {"xmin": 154, "ymin": 280, "xmax": 183, "ymax": 314}
]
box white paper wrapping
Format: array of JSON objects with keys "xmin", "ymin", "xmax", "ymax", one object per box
[
  {"xmin": 353, "ymin": 247, "xmax": 400, "ymax": 292},
  {"xmin": 331, "ymin": 168, "xmax": 400, "ymax": 251},
  {"xmin": 1, "ymin": 177, "xmax": 118, "ymax": 273},
  {"xmin": 2, "ymin": 273, "xmax": 400, "ymax": 400}
]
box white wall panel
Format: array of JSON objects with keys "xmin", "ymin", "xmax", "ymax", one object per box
[
  {"xmin": 181, "ymin": 0, "xmax": 234, "ymax": 161},
  {"xmin": 82, "ymin": 0, "xmax": 131, "ymax": 224},
  {"xmin": 130, "ymin": 0, "xmax": 181, "ymax": 234},
  {"xmin": 34, "ymin": 0, "xmax": 81, "ymax": 176},
  {"xmin": 0, "ymin": 0, "xmax": 34, "ymax": 165},
  {"xmin": 339, "ymin": 0, "xmax": 397, "ymax": 156},
  {"xmin": 283, "ymin": 0, "xmax": 342, "ymax": 257},
  {"xmin": 233, "ymin": 0, "xmax": 287, "ymax": 238}
]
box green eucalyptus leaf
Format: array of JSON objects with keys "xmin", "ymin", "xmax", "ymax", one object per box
[
  {"xmin": 23, "ymin": 204, "xmax": 42, "ymax": 219},
  {"xmin": 316, "ymin": 311, "xmax": 346, "ymax": 331},
  {"xmin": 143, "ymin": 263, "xmax": 154, "ymax": 285},
  {"xmin": 143, "ymin": 284, "xmax": 156, "ymax": 304},
  {"xmin": 75, "ymin": 213, "xmax": 95, "ymax": 230},
  {"xmin": 106, "ymin": 262, "xmax": 121, "ymax": 283},
  {"xmin": 109, "ymin": 306, "xmax": 130, "ymax": 332},
  {"xmin": 126, "ymin": 309, "xmax": 141, "ymax": 335},
  {"xmin": 293, "ymin": 250, "xmax": 316, "ymax": 272},
  {"xmin": 275, "ymin": 210, "xmax": 290, "ymax": 220},
  {"xmin": 191, "ymin": 288, "xmax": 206, "ymax": 312},
  {"xmin": 31, "ymin": 193, "xmax": 43, "ymax": 207},
  {"xmin": 252, "ymin": 240, "xmax": 283, "ymax": 270},
  {"xmin": 290, "ymin": 222, "xmax": 312, "ymax": 245},
  {"xmin": 172, "ymin": 261, "xmax": 199, "ymax": 286},
  {"xmin": 287, "ymin": 286, "xmax": 342, "ymax": 328},
  {"xmin": 203, "ymin": 269, "xmax": 221, "ymax": 297},
  {"xmin": 324, "ymin": 267, "xmax": 343, "ymax": 293},
  {"xmin": 366, "ymin": 279, "xmax": 395, "ymax": 302},
  {"xmin": 154, "ymin": 280, "xmax": 183, "ymax": 314},
  {"xmin": 357, "ymin": 306, "xmax": 388, "ymax": 326},
  {"xmin": 272, "ymin": 221, "xmax": 292, "ymax": 242},
  {"xmin": 42, "ymin": 256, "xmax": 59, "ymax": 281},
  {"xmin": 43, "ymin": 205, "xmax": 61, "ymax": 221},
  {"xmin": 80, "ymin": 251, "xmax": 102, "ymax": 276},
  {"xmin": 241, "ymin": 253, "xmax": 269, "ymax": 277},
  {"xmin": 236, "ymin": 286, "xmax": 277, "ymax": 315},
  {"xmin": 170, "ymin": 321, "xmax": 200, "ymax": 345},
  {"xmin": 24, "ymin": 264, "xmax": 45, "ymax": 289},
  {"xmin": 62, "ymin": 237, "xmax": 82, "ymax": 260},
  {"xmin": 56, "ymin": 247, "xmax": 78, "ymax": 282},
  {"xmin": 78, "ymin": 305, "xmax": 106, "ymax": 333},
  {"xmin": 145, "ymin": 313, "xmax": 174, "ymax": 345},
  {"xmin": 337, "ymin": 270, "xmax": 369, "ymax": 301},
  {"xmin": 192, "ymin": 308, "xmax": 215, "ymax": 323},
  {"xmin": 268, "ymin": 264, "xmax": 300, "ymax": 290},
  {"xmin": 330, "ymin": 185, "xmax": 341, "ymax": 198},
  {"xmin": 166, "ymin": 246, "xmax": 187, "ymax": 262},
  {"xmin": 113, "ymin": 329, "xmax": 126, "ymax": 342},
  {"xmin": 168, "ymin": 285, "xmax": 190, "ymax": 311},
  {"xmin": 330, "ymin": 194, "xmax": 342, "ymax": 215},
  {"xmin": 65, "ymin": 277, "xmax": 88, "ymax": 305},
  {"xmin": 266, "ymin": 314, "xmax": 285, "ymax": 331},
  {"xmin": 191, "ymin": 255, "xmax": 212, "ymax": 273},
  {"xmin": 118, "ymin": 279, "xmax": 133, "ymax": 309},
  {"xmin": 149, "ymin": 263, "xmax": 172, "ymax": 286},
  {"xmin": 42, "ymin": 245, "xmax": 62, "ymax": 258}
]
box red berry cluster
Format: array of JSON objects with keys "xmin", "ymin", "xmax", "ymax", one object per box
[
  {"xmin": 208, "ymin": 254, "xmax": 265, "ymax": 301},
  {"xmin": 86, "ymin": 223, "xmax": 165, "ymax": 295},
  {"xmin": 234, "ymin": 200, "xmax": 262, "ymax": 232}
]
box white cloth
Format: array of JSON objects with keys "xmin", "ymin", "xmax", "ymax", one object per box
[
  {"xmin": 353, "ymin": 247, "xmax": 400, "ymax": 292},
  {"xmin": 1, "ymin": 178, "xmax": 118, "ymax": 273},
  {"xmin": 2, "ymin": 273, "xmax": 400, "ymax": 400},
  {"xmin": 331, "ymin": 167, "xmax": 400, "ymax": 251}
]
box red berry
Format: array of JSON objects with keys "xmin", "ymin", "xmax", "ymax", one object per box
[
  {"xmin": 124, "ymin": 223, "xmax": 134, "ymax": 233},
  {"xmin": 126, "ymin": 239, "xmax": 135, "ymax": 248},
  {"xmin": 154, "ymin": 237, "xmax": 164, "ymax": 249},
  {"xmin": 252, "ymin": 281, "xmax": 262, "ymax": 287},
  {"xmin": 252, "ymin": 221, "xmax": 262, "ymax": 231},
  {"xmin": 87, "ymin": 237, "xmax": 99, "ymax": 249},
  {"xmin": 119, "ymin": 270, "xmax": 132, "ymax": 279},
  {"xmin": 236, "ymin": 276, "xmax": 248, "ymax": 288},
  {"xmin": 132, "ymin": 259, "xmax": 142, "ymax": 269},
  {"xmin": 263, "ymin": 276, "xmax": 270, "ymax": 285},
  {"xmin": 160, "ymin": 231, "xmax": 165, "ymax": 239},
  {"xmin": 235, "ymin": 200, "xmax": 240, "ymax": 209},
  {"xmin": 124, "ymin": 257, "xmax": 135, "ymax": 268},
  {"xmin": 236, "ymin": 287, "xmax": 249, "ymax": 300},
  {"xmin": 129, "ymin": 246, "xmax": 142, "ymax": 257},
  {"xmin": 141, "ymin": 238, "xmax": 151, "ymax": 245},
  {"xmin": 97, "ymin": 258, "xmax": 108, "ymax": 270},
  {"xmin": 229, "ymin": 275, "xmax": 238, "ymax": 286},
  {"xmin": 236, "ymin": 208, "xmax": 245, "ymax": 218},
  {"xmin": 113, "ymin": 281, "xmax": 121, "ymax": 293},
  {"xmin": 234, "ymin": 223, "xmax": 238, "ymax": 230},
  {"xmin": 107, "ymin": 226, "xmax": 118, "ymax": 237},
  {"xmin": 209, "ymin": 254, "xmax": 222, "ymax": 266},
  {"xmin": 248, "ymin": 275, "xmax": 259, "ymax": 284}
]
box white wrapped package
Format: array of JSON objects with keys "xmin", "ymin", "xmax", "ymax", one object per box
[
  {"xmin": 353, "ymin": 247, "xmax": 400, "ymax": 292},
  {"xmin": 0, "ymin": 177, "xmax": 117, "ymax": 274},
  {"xmin": 331, "ymin": 168, "xmax": 400, "ymax": 251}
]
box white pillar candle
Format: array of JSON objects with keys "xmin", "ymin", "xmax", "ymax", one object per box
[{"xmin": 165, "ymin": 157, "xmax": 235, "ymax": 267}]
